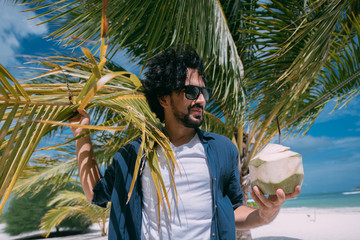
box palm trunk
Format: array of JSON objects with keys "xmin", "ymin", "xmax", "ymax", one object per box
[{"xmin": 235, "ymin": 131, "xmax": 253, "ymax": 240}]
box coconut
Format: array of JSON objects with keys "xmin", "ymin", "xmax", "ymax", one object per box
[{"xmin": 249, "ymin": 143, "xmax": 304, "ymax": 195}]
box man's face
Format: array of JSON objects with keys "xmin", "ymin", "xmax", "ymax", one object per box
[{"xmin": 169, "ymin": 68, "xmax": 207, "ymax": 128}]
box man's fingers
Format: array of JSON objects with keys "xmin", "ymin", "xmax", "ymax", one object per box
[
  {"xmin": 275, "ymin": 189, "xmax": 286, "ymax": 204},
  {"xmin": 250, "ymin": 188, "xmax": 265, "ymax": 209},
  {"xmin": 251, "ymin": 185, "xmax": 301, "ymax": 209},
  {"xmin": 69, "ymin": 110, "xmax": 90, "ymax": 123},
  {"xmin": 285, "ymin": 185, "xmax": 301, "ymax": 199},
  {"xmin": 69, "ymin": 111, "xmax": 81, "ymax": 123},
  {"xmin": 251, "ymin": 186, "xmax": 272, "ymax": 208},
  {"xmin": 77, "ymin": 109, "xmax": 89, "ymax": 117},
  {"xmin": 68, "ymin": 110, "xmax": 91, "ymax": 137}
]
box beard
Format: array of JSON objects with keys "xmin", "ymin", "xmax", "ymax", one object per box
[{"xmin": 170, "ymin": 99, "xmax": 204, "ymax": 128}]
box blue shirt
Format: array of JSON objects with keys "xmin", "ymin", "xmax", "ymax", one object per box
[{"xmin": 92, "ymin": 129, "xmax": 243, "ymax": 239}]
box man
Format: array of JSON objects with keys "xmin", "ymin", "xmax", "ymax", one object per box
[{"xmin": 70, "ymin": 45, "xmax": 301, "ymax": 240}]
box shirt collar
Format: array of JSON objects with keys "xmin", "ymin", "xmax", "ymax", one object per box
[{"xmin": 196, "ymin": 128, "xmax": 214, "ymax": 144}]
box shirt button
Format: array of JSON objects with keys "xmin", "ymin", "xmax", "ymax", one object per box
[
  {"xmin": 212, "ymin": 233, "xmax": 215, "ymax": 237},
  {"xmin": 214, "ymin": 178, "xmax": 217, "ymax": 181},
  {"xmin": 215, "ymin": 205, "xmax": 217, "ymax": 208}
]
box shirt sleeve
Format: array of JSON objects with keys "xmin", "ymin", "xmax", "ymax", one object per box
[
  {"xmin": 226, "ymin": 144, "xmax": 244, "ymax": 210},
  {"xmin": 91, "ymin": 139, "xmax": 141, "ymax": 208},
  {"xmin": 92, "ymin": 156, "xmax": 117, "ymax": 208}
]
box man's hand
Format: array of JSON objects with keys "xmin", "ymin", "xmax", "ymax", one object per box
[
  {"xmin": 250, "ymin": 185, "xmax": 301, "ymax": 225},
  {"xmin": 69, "ymin": 110, "xmax": 90, "ymax": 137}
]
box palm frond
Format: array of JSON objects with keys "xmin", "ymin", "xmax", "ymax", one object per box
[
  {"xmin": 237, "ymin": 0, "xmax": 360, "ymax": 158},
  {"xmin": 202, "ymin": 111, "xmax": 233, "ymax": 139},
  {"xmin": 276, "ymin": 0, "xmax": 348, "ymax": 90},
  {"xmin": 40, "ymin": 190, "xmax": 110, "ymax": 237},
  {"xmin": 16, "ymin": 0, "xmax": 247, "ymax": 124},
  {"xmin": 0, "ymin": 41, "xmax": 177, "ymax": 216},
  {"xmin": 14, "ymin": 158, "xmax": 78, "ymax": 197},
  {"xmin": 0, "ymin": 64, "xmax": 76, "ymax": 214}
]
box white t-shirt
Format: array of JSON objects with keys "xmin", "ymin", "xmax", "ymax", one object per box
[{"xmin": 141, "ymin": 134, "xmax": 212, "ymax": 240}]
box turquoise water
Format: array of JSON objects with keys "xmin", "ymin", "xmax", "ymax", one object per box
[{"xmin": 281, "ymin": 190, "xmax": 360, "ymax": 208}]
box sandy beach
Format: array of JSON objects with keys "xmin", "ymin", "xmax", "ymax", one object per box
[
  {"xmin": 1, "ymin": 207, "xmax": 359, "ymax": 239},
  {"xmin": 251, "ymin": 207, "xmax": 360, "ymax": 240}
]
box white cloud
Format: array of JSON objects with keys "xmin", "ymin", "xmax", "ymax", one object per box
[
  {"xmin": 333, "ymin": 137, "xmax": 360, "ymax": 147},
  {"xmin": 302, "ymin": 159, "xmax": 360, "ymax": 192},
  {"xmin": 315, "ymin": 95, "xmax": 360, "ymax": 123},
  {"xmin": 282, "ymin": 135, "xmax": 360, "ymax": 193},
  {"xmin": 305, "ymin": 159, "xmax": 360, "ymax": 176},
  {"xmin": 0, "ymin": 3, "xmax": 48, "ymax": 67},
  {"xmin": 283, "ymin": 134, "xmax": 360, "ymax": 155},
  {"xmin": 349, "ymin": 120, "xmax": 360, "ymax": 132},
  {"xmin": 281, "ymin": 135, "xmax": 330, "ymax": 153}
]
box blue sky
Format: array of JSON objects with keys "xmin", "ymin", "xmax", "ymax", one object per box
[
  {"xmin": 1, "ymin": 3, "xmax": 359, "ymax": 195},
  {"xmin": 282, "ymin": 98, "xmax": 360, "ymax": 193}
]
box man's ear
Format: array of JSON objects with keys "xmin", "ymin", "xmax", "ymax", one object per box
[{"xmin": 158, "ymin": 95, "xmax": 169, "ymax": 108}]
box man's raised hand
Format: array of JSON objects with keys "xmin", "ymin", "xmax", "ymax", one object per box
[{"xmin": 69, "ymin": 110, "xmax": 90, "ymax": 136}]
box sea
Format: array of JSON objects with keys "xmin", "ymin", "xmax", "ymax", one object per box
[
  {"xmin": 280, "ymin": 190, "xmax": 360, "ymax": 209},
  {"xmin": 248, "ymin": 190, "xmax": 360, "ymax": 209}
]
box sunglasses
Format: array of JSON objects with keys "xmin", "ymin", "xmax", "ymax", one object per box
[{"xmin": 183, "ymin": 85, "xmax": 212, "ymax": 102}]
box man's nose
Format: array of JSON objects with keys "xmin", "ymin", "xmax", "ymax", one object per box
[{"xmin": 194, "ymin": 91, "xmax": 206, "ymax": 104}]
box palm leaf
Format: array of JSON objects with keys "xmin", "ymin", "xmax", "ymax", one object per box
[
  {"xmin": 15, "ymin": 0, "xmax": 247, "ymax": 125},
  {"xmin": 0, "ymin": 43, "xmax": 176, "ymax": 216},
  {"xmin": 0, "ymin": 64, "xmax": 75, "ymax": 214},
  {"xmin": 40, "ymin": 190, "xmax": 110, "ymax": 237},
  {"xmin": 14, "ymin": 157, "xmax": 79, "ymax": 197}
]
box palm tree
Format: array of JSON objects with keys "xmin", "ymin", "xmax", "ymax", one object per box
[{"xmin": 1, "ymin": 0, "xmax": 360, "ymax": 238}]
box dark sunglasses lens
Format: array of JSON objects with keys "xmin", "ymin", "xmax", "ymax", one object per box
[
  {"xmin": 185, "ymin": 86, "xmax": 200, "ymax": 100},
  {"xmin": 202, "ymin": 88, "xmax": 211, "ymax": 101}
]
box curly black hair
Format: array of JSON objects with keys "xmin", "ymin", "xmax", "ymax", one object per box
[{"xmin": 141, "ymin": 45, "xmax": 207, "ymax": 122}]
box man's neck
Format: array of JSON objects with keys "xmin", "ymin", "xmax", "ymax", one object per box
[{"xmin": 164, "ymin": 123, "xmax": 196, "ymax": 147}]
